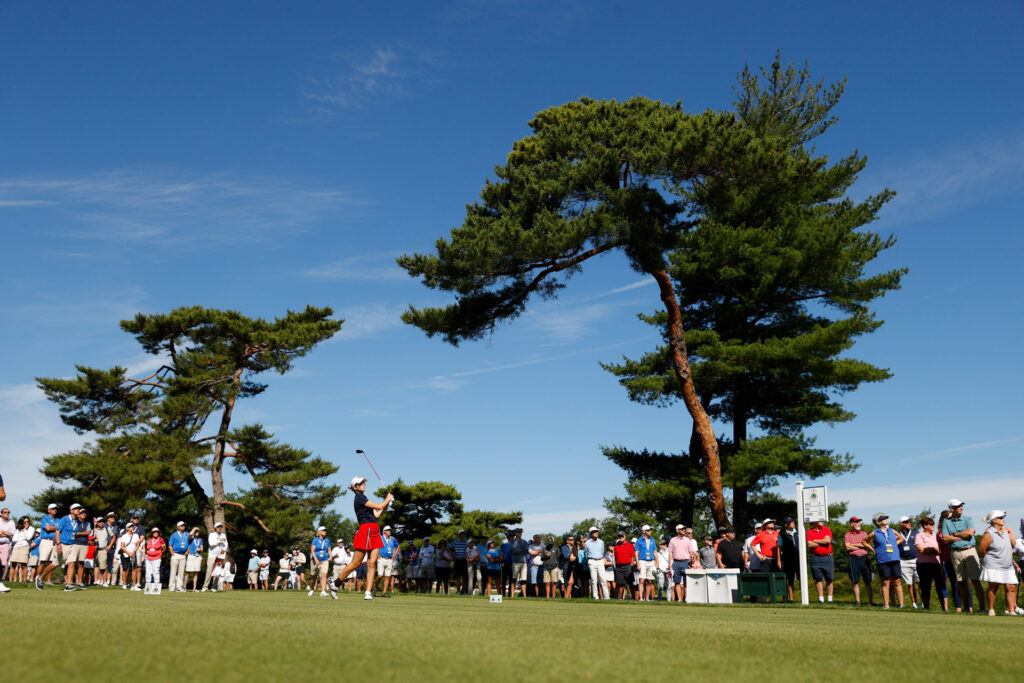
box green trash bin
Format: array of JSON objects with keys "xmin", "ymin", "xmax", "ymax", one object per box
[{"xmin": 737, "ymin": 572, "xmax": 788, "ymax": 603}]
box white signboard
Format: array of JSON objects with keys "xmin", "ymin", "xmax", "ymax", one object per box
[{"xmin": 801, "ymin": 485, "xmax": 828, "ymax": 523}]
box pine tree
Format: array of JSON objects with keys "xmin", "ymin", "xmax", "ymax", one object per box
[
  {"xmin": 398, "ymin": 97, "xmax": 805, "ymax": 527},
  {"xmin": 33, "ymin": 306, "xmax": 343, "ymax": 539},
  {"xmin": 601, "ymin": 55, "xmax": 906, "ymax": 531}
]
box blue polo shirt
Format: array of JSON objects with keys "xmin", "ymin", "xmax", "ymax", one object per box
[
  {"xmin": 39, "ymin": 514, "xmax": 58, "ymax": 541},
  {"xmin": 379, "ymin": 535, "xmax": 399, "ymax": 559},
  {"xmin": 248, "ymin": 556, "xmax": 259, "ymax": 571},
  {"xmin": 584, "ymin": 537, "xmax": 605, "ymax": 560},
  {"xmin": 499, "ymin": 541, "xmax": 511, "ymax": 564},
  {"xmin": 30, "ymin": 537, "xmax": 40, "ymax": 557},
  {"xmin": 635, "ymin": 536, "xmax": 657, "ymax": 561},
  {"xmin": 405, "ymin": 547, "xmax": 419, "ymax": 567},
  {"xmin": 169, "ymin": 530, "xmax": 190, "ymax": 554},
  {"xmin": 874, "ymin": 528, "xmax": 899, "ymax": 562},
  {"xmin": 56, "ymin": 514, "xmax": 77, "ymax": 544},
  {"xmin": 485, "ymin": 548, "xmax": 501, "ymax": 571},
  {"xmin": 187, "ymin": 537, "xmax": 204, "ymax": 555},
  {"xmin": 311, "ymin": 536, "xmax": 332, "ymax": 561},
  {"xmin": 942, "ymin": 515, "xmax": 976, "ymax": 549},
  {"xmin": 509, "ymin": 538, "xmax": 528, "ymax": 562}
]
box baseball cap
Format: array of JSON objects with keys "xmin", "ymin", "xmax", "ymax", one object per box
[
  {"xmin": 948, "ymin": 498, "xmax": 964, "ymax": 508},
  {"xmin": 675, "ymin": 524, "xmax": 685, "ymax": 530},
  {"xmin": 47, "ymin": 503, "xmax": 58, "ymax": 510},
  {"xmin": 641, "ymin": 524, "xmax": 652, "ymax": 531},
  {"xmin": 984, "ymin": 509, "xmax": 1007, "ymax": 522},
  {"xmin": 423, "ymin": 536, "xmax": 430, "ymax": 541},
  {"xmin": 761, "ymin": 518, "xmax": 774, "ymax": 525},
  {"xmin": 176, "ymin": 521, "xmax": 185, "ymax": 527},
  {"xmin": 336, "ymin": 539, "xmax": 344, "ymax": 543},
  {"xmin": 725, "ymin": 528, "xmax": 735, "ymax": 534},
  {"xmin": 348, "ymin": 476, "xmax": 367, "ymax": 489},
  {"xmin": 849, "ymin": 516, "xmax": 862, "ymax": 523},
  {"xmin": 588, "ymin": 526, "xmax": 599, "ymax": 533},
  {"xmin": 317, "ymin": 526, "xmax": 327, "ymax": 532},
  {"xmin": 618, "ymin": 530, "xmax": 626, "ymax": 537},
  {"xmin": 782, "ymin": 517, "xmax": 794, "ymax": 523},
  {"xmin": 70, "ymin": 503, "xmax": 81, "ymax": 510},
  {"xmin": 250, "ymin": 549, "xmax": 257, "ymax": 554},
  {"xmin": 383, "ymin": 525, "xmax": 391, "ymax": 531},
  {"xmin": 125, "ymin": 522, "xmax": 135, "ymax": 529},
  {"xmin": 753, "ymin": 522, "xmax": 762, "ymax": 529},
  {"xmin": 457, "ymin": 529, "xmax": 465, "ymax": 534},
  {"xmin": 898, "ymin": 515, "xmax": 912, "ymax": 523},
  {"xmin": 214, "ymin": 521, "xmax": 223, "ymax": 528},
  {"xmin": 872, "ymin": 513, "xmax": 889, "ymax": 525}
]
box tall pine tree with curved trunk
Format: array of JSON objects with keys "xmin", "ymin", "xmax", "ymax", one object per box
[
  {"xmin": 398, "ymin": 97, "xmax": 806, "ymax": 528},
  {"xmin": 34, "ymin": 306, "xmax": 343, "ymax": 537},
  {"xmin": 602, "ymin": 56, "xmax": 906, "ymax": 532}
]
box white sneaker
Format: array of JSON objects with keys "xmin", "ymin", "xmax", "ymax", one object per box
[
  {"xmin": 122, "ymin": 584, "xmax": 128, "ymax": 590},
  {"xmin": 364, "ymin": 591, "xmax": 373, "ymax": 600},
  {"xmin": 912, "ymin": 602, "xmax": 918, "ymax": 609},
  {"xmin": 320, "ymin": 591, "xmax": 327, "ymax": 597},
  {"xmin": 818, "ymin": 596, "xmax": 824, "ymax": 603},
  {"xmin": 308, "ymin": 588, "xmax": 315, "ymax": 596},
  {"xmin": 201, "ymin": 587, "xmax": 208, "ymax": 592},
  {"xmin": 1016, "ymin": 607, "xmax": 1024, "ymax": 615},
  {"xmin": 0, "ymin": 582, "xmax": 10, "ymax": 593}
]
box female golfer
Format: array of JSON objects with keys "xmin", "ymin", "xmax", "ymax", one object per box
[{"xmin": 330, "ymin": 476, "xmax": 393, "ymax": 600}]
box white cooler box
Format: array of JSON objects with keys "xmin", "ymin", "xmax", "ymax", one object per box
[{"xmin": 684, "ymin": 568, "xmax": 740, "ymax": 604}]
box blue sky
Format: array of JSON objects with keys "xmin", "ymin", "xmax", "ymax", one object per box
[{"xmin": 2, "ymin": 2, "xmax": 1022, "ymax": 532}]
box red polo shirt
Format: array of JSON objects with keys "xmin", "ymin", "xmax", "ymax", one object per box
[
  {"xmin": 752, "ymin": 530, "xmax": 779, "ymax": 559},
  {"xmin": 806, "ymin": 526, "xmax": 833, "ymax": 555},
  {"xmin": 613, "ymin": 542, "xmax": 635, "ymax": 565}
]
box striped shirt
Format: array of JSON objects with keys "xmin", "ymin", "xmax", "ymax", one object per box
[{"xmin": 450, "ymin": 538, "xmax": 467, "ymax": 560}]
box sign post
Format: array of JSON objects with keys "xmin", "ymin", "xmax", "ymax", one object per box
[{"xmin": 797, "ymin": 482, "xmax": 829, "ymax": 606}]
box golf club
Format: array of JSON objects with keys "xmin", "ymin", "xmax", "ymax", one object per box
[{"xmin": 356, "ymin": 449, "xmax": 384, "ymax": 486}]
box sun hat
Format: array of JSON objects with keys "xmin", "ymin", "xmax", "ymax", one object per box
[
  {"xmin": 948, "ymin": 498, "xmax": 964, "ymax": 508},
  {"xmin": 251, "ymin": 549, "xmax": 257, "ymax": 554},
  {"xmin": 348, "ymin": 476, "xmax": 367, "ymax": 490},
  {"xmin": 983, "ymin": 509, "xmax": 1007, "ymax": 523}
]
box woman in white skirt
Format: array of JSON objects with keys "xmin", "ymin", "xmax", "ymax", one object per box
[
  {"xmin": 10, "ymin": 516, "xmax": 35, "ymax": 582},
  {"xmin": 978, "ymin": 509, "xmax": 1018, "ymax": 616},
  {"xmin": 185, "ymin": 527, "xmax": 204, "ymax": 591}
]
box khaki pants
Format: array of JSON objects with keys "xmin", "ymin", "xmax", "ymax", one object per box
[{"xmin": 169, "ymin": 554, "xmax": 187, "ymax": 590}]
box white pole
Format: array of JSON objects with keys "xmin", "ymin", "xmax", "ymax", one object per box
[{"xmin": 796, "ymin": 480, "xmax": 809, "ymax": 606}]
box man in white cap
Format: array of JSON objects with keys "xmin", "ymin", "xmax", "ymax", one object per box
[
  {"xmin": 202, "ymin": 521, "xmax": 228, "ymax": 592},
  {"xmin": 35, "ymin": 503, "xmax": 60, "ymax": 589},
  {"xmin": 168, "ymin": 521, "xmax": 190, "ymax": 592},
  {"xmin": 246, "ymin": 549, "xmax": 259, "ymax": 588},
  {"xmin": 584, "ymin": 526, "xmax": 609, "ymax": 599},
  {"xmin": 56, "ymin": 503, "xmax": 83, "ymax": 592},
  {"xmin": 331, "ymin": 539, "xmax": 349, "ymax": 587},
  {"xmin": 375, "ymin": 524, "xmax": 399, "ymax": 597},
  {"xmin": 309, "ymin": 525, "xmax": 332, "ymax": 596},
  {"xmin": 940, "ymin": 498, "xmax": 985, "ymax": 612},
  {"xmin": 634, "ymin": 525, "xmax": 658, "ymax": 601}
]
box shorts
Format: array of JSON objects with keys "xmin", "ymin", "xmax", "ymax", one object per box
[
  {"xmin": 120, "ymin": 552, "xmax": 136, "ymax": 570},
  {"xmin": 247, "ymin": 570, "xmax": 258, "ymax": 584},
  {"xmin": 900, "ymin": 559, "xmax": 919, "ymax": 584},
  {"xmin": 376, "ymin": 557, "xmax": 394, "ymax": 576},
  {"xmin": 315, "ymin": 560, "xmax": 330, "ymax": 577},
  {"xmin": 637, "ymin": 560, "xmax": 657, "ymax": 581},
  {"xmin": 62, "ymin": 544, "xmax": 85, "ymax": 564},
  {"xmin": 809, "ymin": 554, "xmax": 834, "ymax": 582},
  {"xmin": 418, "ymin": 563, "xmax": 435, "ymax": 580},
  {"xmin": 95, "ymin": 549, "xmax": 108, "ymax": 569},
  {"xmin": 510, "ymin": 561, "xmax": 527, "ymax": 582},
  {"xmin": 355, "ymin": 564, "xmax": 367, "ymax": 580},
  {"xmin": 258, "ymin": 569, "xmax": 269, "ymax": 581},
  {"xmin": 613, "ymin": 564, "xmax": 632, "ymax": 585},
  {"xmin": 353, "ymin": 523, "xmax": 383, "ymax": 551},
  {"xmin": 672, "ymin": 559, "xmax": 689, "ymax": 584},
  {"xmin": 543, "ymin": 567, "xmax": 563, "ymax": 584},
  {"xmin": 28, "ymin": 555, "xmax": 40, "ymax": 568},
  {"xmin": 405, "ymin": 565, "xmax": 418, "ymax": 579},
  {"xmin": 528, "ymin": 565, "xmax": 540, "ymax": 584},
  {"xmin": 487, "ymin": 568, "xmax": 502, "ymax": 581},
  {"xmin": 848, "ymin": 555, "xmax": 870, "ymax": 583},
  {"xmin": 39, "ymin": 539, "xmax": 56, "ymax": 563},
  {"xmin": 951, "ymin": 547, "xmax": 982, "ymax": 582},
  {"xmin": 877, "ymin": 560, "xmax": 901, "ymax": 579}
]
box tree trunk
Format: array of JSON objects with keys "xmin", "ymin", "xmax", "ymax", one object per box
[
  {"xmin": 184, "ymin": 471, "xmax": 215, "ymax": 534},
  {"xmin": 651, "ymin": 269, "xmax": 729, "ymax": 528},
  {"xmin": 210, "ymin": 368, "xmax": 244, "ymax": 530}
]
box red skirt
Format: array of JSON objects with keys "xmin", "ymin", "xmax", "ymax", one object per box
[{"xmin": 353, "ymin": 523, "xmax": 383, "ymax": 551}]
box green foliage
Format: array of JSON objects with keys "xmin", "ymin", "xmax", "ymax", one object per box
[
  {"xmin": 373, "ymin": 479, "xmax": 520, "ymax": 543},
  {"xmin": 33, "ymin": 306, "xmax": 342, "ymax": 543},
  {"xmin": 602, "ymin": 55, "xmax": 905, "ymax": 528}
]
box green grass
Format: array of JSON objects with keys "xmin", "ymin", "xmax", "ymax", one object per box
[{"xmin": 3, "ymin": 585, "xmax": 1020, "ymax": 681}]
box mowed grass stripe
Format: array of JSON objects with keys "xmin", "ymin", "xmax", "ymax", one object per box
[{"xmin": 3, "ymin": 589, "xmax": 1019, "ymax": 682}]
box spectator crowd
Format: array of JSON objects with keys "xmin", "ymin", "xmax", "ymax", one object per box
[{"xmin": 1, "ymin": 498, "xmax": 1021, "ymax": 615}]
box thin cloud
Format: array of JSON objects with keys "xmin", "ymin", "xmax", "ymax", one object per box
[
  {"xmin": 581, "ymin": 278, "xmax": 654, "ymax": 302},
  {"xmin": 0, "ymin": 170, "xmax": 359, "ymax": 244},
  {"xmin": 304, "ymin": 255, "xmax": 408, "ymax": 281},
  {"xmin": 527, "ymin": 302, "xmax": 617, "ymax": 341},
  {"xmin": 897, "ymin": 434, "xmax": 1024, "ymax": 465},
  {"xmin": 861, "ymin": 130, "xmax": 1024, "ymax": 227},
  {"xmin": 301, "ymin": 46, "xmax": 422, "ymax": 116},
  {"xmin": 519, "ymin": 508, "xmax": 608, "ymax": 533},
  {"xmin": 332, "ymin": 304, "xmax": 405, "ymax": 341},
  {"xmin": 835, "ymin": 474, "xmax": 1024, "ymax": 518}
]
